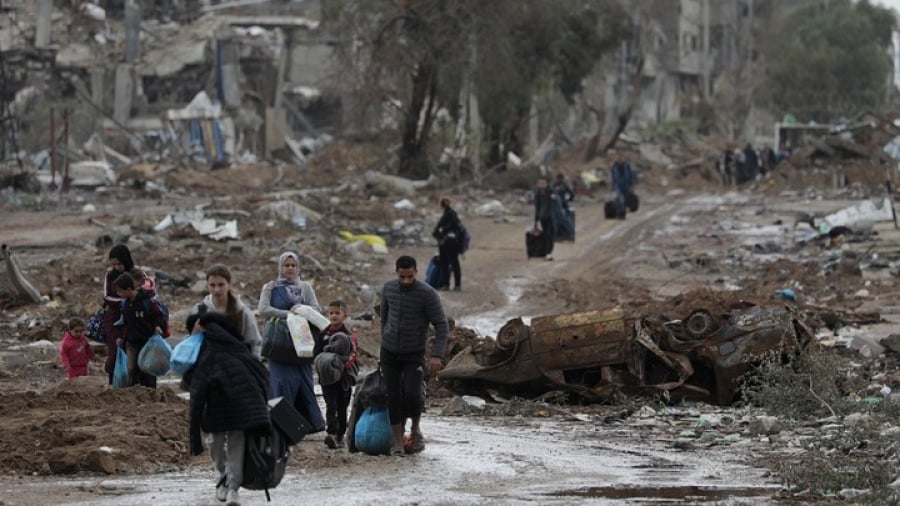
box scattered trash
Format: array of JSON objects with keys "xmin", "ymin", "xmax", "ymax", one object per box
[
  {"xmin": 393, "ymin": 199, "xmax": 415, "ymax": 210},
  {"xmin": 775, "ymin": 288, "xmax": 796, "ymax": 301},
  {"xmin": 154, "ymin": 211, "xmax": 239, "ymax": 241}
]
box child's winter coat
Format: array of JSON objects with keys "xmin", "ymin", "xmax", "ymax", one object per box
[{"xmin": 60, "ymin": 331, "xmax": 93, "ymax": 379}]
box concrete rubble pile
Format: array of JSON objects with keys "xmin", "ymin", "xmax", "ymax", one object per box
[{"xmin": 0, "ymin": 0, "xmax": 334, "ymax": 190}]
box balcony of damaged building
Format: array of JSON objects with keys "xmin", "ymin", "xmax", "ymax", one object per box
[{"xmin": 0, "ymin": 0, "xmax": 336, "ymax": 193}]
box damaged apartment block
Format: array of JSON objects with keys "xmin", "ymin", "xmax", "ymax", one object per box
[{"xmin": 0, "ymin": 0, "xmax": 336, "ymax": 188}]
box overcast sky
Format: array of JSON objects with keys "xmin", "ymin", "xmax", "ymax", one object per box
[{"xmin": 873, "ymin": 0, "xmax": 900, "ymax": 14}]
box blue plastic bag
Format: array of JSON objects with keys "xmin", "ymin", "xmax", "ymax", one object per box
[
  {"xmin": 111, "ymin": 347, "xmax": 128, "ymax": 389},
  {"xmin": 138, "ymin": 333, "xmax": 172, "ymax": 377},
  {"xmin": 354, "ymin": 406, "xmax": 393, "ymax": 456},
  {"xmin": 170, "ymin": 333, "xmax": 204, "ymax": 376}
]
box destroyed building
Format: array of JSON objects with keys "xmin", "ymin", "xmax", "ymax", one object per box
[{"xmin": 0, "ymin": 0, "xmax": 339, "ymax": 187}]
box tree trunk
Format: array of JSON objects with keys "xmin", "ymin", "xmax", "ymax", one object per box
[
  {"xmin": 584, "ymin": 55, "xmax": 644, "ymax": 161},
  {"xmin": 398, "ymin": 60, "xmax": 438, "ymax": 179}
]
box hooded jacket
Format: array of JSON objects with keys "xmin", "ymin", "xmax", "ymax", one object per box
[
  {"xmin": 189, "ymin": 319, "xmax": 270, "ymax": 456},
  {"xmin": 60, "ymin": 331, "xmax": 93, "ymax": 376},
  {"xmin": 189, "ymin": 293, "xmax": 261, "ymax": 357},
  {"xmin": 121, "ymin": 288, "xmax": 165, "ymax": 344}
]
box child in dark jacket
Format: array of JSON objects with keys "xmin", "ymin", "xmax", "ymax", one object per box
[
  {"xmin": 114, "ymin": 272, "xmax": 166, "ymax": 388},
  {"xmin": 187, "ymin": 312, "xmax": 270, "ymax": 506},
  {"xmin": 60, "ymin": 317, "xmax": 93, "ymax": 379},
  {"xmin": 320, "ymin": 300, "xmax": 359, "ymax": 449}
]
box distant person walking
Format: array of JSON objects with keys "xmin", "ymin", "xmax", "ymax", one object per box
[
  {"xmin": 715, "ymin": 149, "xmax": 734, "ymax": 186},
  {"xmin": 533, "ymin": 177, "xmax": 556, "ymax": 260},
  {"xmin": 379, "ymin": 255, "xmax": 450, "ymax": 456},
  {"xmin": 432, "ymin": 197, "xmax": 463, "ymax": 291},
  {"xmin": 742, "ymin": 143, "xmax": 759, "ymax": 183},
  {"xmin": 551, "ymin": 173, "xmax": 575, "ymax": 209},
  {"xmin": 610, "ymin": 153, "xmax": 636, "ymax": 218}
]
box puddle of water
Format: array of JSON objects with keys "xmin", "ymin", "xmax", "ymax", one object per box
[
  {"xmin": 455, "ymin": 277, "xmax": 531, "ymax": 337},
  {"xmin": 546, "ymin": 485, "xmax": 777, "ymax": 502}
]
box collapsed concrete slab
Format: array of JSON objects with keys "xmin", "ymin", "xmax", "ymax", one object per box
[{"xmin": 1, "ymin": 245, "xmax": 42, "ymax": 304}]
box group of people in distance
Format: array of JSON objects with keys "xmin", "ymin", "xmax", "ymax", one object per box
[{"xmin": 60, "ymin": 242, "xmax": 450, "ymax": 506}]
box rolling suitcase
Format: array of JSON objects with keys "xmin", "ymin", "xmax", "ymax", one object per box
[
  {"xmin": 425, "ymin": 255, "xmax": 447, "ymax": 288},
  {"xmin": 526, "ymin": 229, "xmax": 549, "ymax": 258},
  {"xmin": 604, "ymin": 200, "xmax": 618, "ymax": 220},
  {"xmin": 625, "ymin": 191, "xmax": 639, "ymax": 212}
]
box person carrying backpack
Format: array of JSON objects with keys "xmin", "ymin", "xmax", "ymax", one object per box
[
  {"xmin": 113, "ymin": 272, "xmax": 167, "ymax": 388},
  {"xmin": 187, "ymin": 312, "xmax": 271, "ymax": 506},
  {"xmin": 432, "ymin": 197, "xmax": 463, "ymax": 291}
]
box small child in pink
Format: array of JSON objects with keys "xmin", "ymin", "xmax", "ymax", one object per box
[{"xmin": 60, "ymin": 317, "xmax": 93, "ymax": 379}]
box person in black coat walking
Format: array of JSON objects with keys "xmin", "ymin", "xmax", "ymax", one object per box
[
  {"xmin": 533, "ymin": 178, "xmax": 556, "ymax": 260},
  {"xmin": 188, "ymin": 312, "xmax": 270, "ymax": 506},
  {"xmin": 432, "ymin": 197, "xmax": 463, "ymax": 291}
]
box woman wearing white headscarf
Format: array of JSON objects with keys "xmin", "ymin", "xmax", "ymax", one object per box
[{"xmin": 258, "ymin": 251, "xmax": 325, "ymax": 431}]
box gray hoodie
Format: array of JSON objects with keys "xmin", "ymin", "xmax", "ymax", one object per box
[{"xmin": 190, "ymin": 293, "xmax": 261, "ymax": 357}]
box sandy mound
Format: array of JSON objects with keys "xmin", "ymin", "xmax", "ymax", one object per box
[{"xmin": 0, "ymin": 378, "xmax": 191, "ymax": 476}]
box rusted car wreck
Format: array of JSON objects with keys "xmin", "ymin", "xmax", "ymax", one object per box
[{"xmin": 439, "ymin": 304, "xmax": 814, "ymax": 405}]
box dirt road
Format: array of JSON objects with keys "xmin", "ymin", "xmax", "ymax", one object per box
[
  {"xmin": 6, "ymin": 413, "xmax": 777, "ymax": 505},
  {"xmin": 0, "ymin": 192, "xmax": 788, "ymax": 505}
]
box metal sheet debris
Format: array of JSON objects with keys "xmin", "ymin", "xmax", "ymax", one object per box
[{"xmin": 439, "ymin": 304, "xmax": 814, "ymax": 405}]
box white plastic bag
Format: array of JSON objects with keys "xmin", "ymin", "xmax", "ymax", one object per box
[
  {"xmin": 286, "ymin": 313, "xmax": 315, "ymax": 357},
  {"xmin": 291, "ymin": 304, "xmax": 330, "ymax": 330}
]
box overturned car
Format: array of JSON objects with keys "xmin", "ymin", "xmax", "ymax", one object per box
[{"xmin": 438, "ymin": 304, "xmax": 814, "ymax": 405}]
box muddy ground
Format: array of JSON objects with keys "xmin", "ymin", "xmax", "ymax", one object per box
[{"xmin": 1, "ymin": 151, "xmax": 900, "ymax": 504}]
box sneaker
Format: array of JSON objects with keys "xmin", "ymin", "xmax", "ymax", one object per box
[
  {"xmin": 452, "ymin": 286, "xmax": 461, "ymax": 292},
  {"xmin": 389, "ymin": 445, "xmax": 404, "ymax": 457},
  {"xmin": 225, "ymin": 489, "xmax": 240, "ymax": 506},
  {"xmin": 545, "ymin": 255, "xmax": 554, "ymax": 261},
  {"xmin": 406, "ymin": 431, "xmax": 425, "ymax": 454},
  {"xmin": 324, "ymin": 434, "xmax": 337, "ymax": 449},
  {"xmin": 335, "ymin": 435, "xmax": 345, "ymax": 448},
  {"xmin": 215, "ymin": 476, "xmax": 227, "ymax": 502}
]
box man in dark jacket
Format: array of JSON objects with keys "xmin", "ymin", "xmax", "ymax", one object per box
[
  {"xmin": 432, "ymin": 197, "xmax": 464, "ymax": 291},
  {"xmin": 380, "ymin": 255, "xmax": 450, "ymax": 456},
  {"xmin": 188, "ymin": 312, "xmax": 270, "ymax": 506},
  {"xmin": 533, "ymin": 178, "xmax": 556, "ymax": 260}
]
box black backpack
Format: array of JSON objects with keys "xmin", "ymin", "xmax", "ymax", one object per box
[
  {"xmin": 242, "ymin": 425, "xmax": 289, "ymax": 501},
  {"xmin": 356, "ymin": 368, "xmax": 388, "ymax": 409}
]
